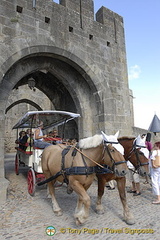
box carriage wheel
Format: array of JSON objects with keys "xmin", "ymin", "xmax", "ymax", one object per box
[
  {"xmin": 15, "ymin": 154, "xmax": 19, "ymax": 175},
  {"xmin": 27, "ymin": 168, "xmax": 36, "ymax": 196}
]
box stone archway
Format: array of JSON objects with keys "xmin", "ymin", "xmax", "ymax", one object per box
[
  {"xmin": 3, "ymin": 51, "xmax": 103, "ymax": 137},
  {"xmin": 0, "ymin": 46, "xmax": 103, "ymax": 205},
  {"xmin": 5, "ymin": 99, "xmax": 43, "ymax": 114},
  {"xmin": 4, "ymin": 88, "xmax": 54, "ymax": 153}
]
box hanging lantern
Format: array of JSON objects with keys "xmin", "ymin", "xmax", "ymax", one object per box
[{"xmin": 28, "ymin": 77, "xmax": 36, "ymax": 91}]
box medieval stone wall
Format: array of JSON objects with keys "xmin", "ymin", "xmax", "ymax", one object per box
[
  {"xmin": 0, "ymin": 0, "xmax": 134, "ymax": 135},
  {"xmin": 0, "ymin": 0, "xmax": 134, "ymax": 204}
]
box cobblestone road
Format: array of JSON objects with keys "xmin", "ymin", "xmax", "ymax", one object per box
[{"xmin": 0, "ymin": 153, "xmax": 160, "ymax": 240}]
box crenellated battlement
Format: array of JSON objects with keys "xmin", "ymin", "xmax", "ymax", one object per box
[
  {"xmin": 60, "ymin": 0, "xmax": 94, "ymax": 19},
  {"xmin": 2, "ymin": 0, "xmax": 124, "ymax": 37}
]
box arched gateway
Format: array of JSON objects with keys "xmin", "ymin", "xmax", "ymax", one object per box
[{"xmin": 0, "ymin": 0, "xmax": 134, "ymax": 204}]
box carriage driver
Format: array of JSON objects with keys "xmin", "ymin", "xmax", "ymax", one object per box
[{"xmin": 34, "ymin": 121, "xmax": 52, "ymax": 149}]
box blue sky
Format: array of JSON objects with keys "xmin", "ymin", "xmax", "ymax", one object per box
[{"xmin": 54, "ymin": 0, "xmax": 160, "ymax": 130}]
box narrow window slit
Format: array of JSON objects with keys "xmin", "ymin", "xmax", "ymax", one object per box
[
  {"xmin": 45, "ymin": 17, "xmax": 50, "ymax": 24},
  {"xmin": 69, "ymin": 26, "xmax": 73, "ymax": 32},
  {"xmin": 16, "ymin": 6, "xmax": 23, "ymax": 13},
  {"xmin": 89, "ymin": 34, "xmax": 93, "ymax": 40}
]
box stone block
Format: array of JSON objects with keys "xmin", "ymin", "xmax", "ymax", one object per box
[
  {"xmin": 0, "ymin": 1, "xmax": 134, "ymax": 206},
  {"xmin": 0, "ymin": 178, "xmax": 9, "ymax": 206}
]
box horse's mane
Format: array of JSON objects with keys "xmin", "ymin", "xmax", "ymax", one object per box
[
  {"xmin": 118, "ymin": 136, "xmax": 135, "ymax": 141},
  {"xmin": 79, "ymin": 134, "xmax": 103, "ymax": 149}
]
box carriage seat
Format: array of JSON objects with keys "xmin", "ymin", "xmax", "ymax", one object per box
[
  {"xmin": 15, "ymin": 146, "xmax": 33, "ymax": 155},
  {"xmin": 15, "ymin": 146, "xmax": 26, "ymax": 153},
  {"xmin": 25, "ymin": 150, "xmax": 33, "ymax": 155},
  {"xmin": 33, "ymin": 147, "xmax": 43, "ymax": 172},
  {"xmin": 33, "ymin": 146, "xmax": 45, "ymax": 150}
]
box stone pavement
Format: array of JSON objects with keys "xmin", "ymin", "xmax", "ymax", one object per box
[{"xmin": 0, "ymin": 153, "xmax": 160, "ymax": 240}]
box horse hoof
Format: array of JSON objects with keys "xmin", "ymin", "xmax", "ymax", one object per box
[
  {"xmin": 54, "ymin": 210, "xmax": 63, "ymax": 216},
  {"xmin": 76, "ymin": 218, "xmax": 82, "ymax": 226},
  {"xmin": 125, "ymin": 218, "xmax": 135, "ymax": 225},
  {"xmin": 96, "ymin": 209, "xmax": 104, "ymax": 215},
  {"xmin": 67, "ymin": 187, "xmax": 73, "ymax": 194},
  {"xmin": 96, "ymin": 206, "xmax": 104, "ymax": 215}
]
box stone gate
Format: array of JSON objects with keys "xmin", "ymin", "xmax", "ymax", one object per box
[{"xmin": 0, "ymin": 0, "xmax": 135, "ymax": 205}]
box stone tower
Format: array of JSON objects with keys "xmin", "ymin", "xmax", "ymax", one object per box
[{"xmin": 0, "ymin": 0, "xmax": 134, "ymax": 204}]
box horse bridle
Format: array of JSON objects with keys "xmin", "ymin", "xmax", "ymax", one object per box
[
  {"xmin": 103, "ymin": 142, "xmax": 127, "ymax": 172},
  {"xmin": 127, "ymin": 145, "xmax": 149, "ymax": 171},
  {"xmin": 72, "ymin": 143, "xmax": 127, "ymax": 173}
]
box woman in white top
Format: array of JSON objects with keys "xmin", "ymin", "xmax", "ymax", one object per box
[
  {"xmin": 34, "ymin": 121, "xmax": 52, "ymax": 149},
  {"xmin": 150, "ymin": 142, "xmax": 160, "ymax": 204}
]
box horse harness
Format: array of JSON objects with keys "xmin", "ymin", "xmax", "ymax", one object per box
[
  {"xmin": 104, "ymin": 142, "xmax": 127, "ymax": 172},
  {"xmin": 37, "ymin": 143, "xmax": 126, "ymax": 186},
  {"xmin": 127, "ymin": 144, "xmax": 149, "ymax": 174}
]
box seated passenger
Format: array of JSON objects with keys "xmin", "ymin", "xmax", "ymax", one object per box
[
  {"xmin": 65, "ymin": 138, "xmax": 78, "ymax": 146},
  {"xmin": 26, "ymin": 131, "xmax": 34, "ymax": 152},
  {"xmin": 50, "ymin": 129, "xmax": 62, "ymax": 145},
  {"xmin": 71, "ymin": 138, "xmax": 78, "ymax": 145},
  {"xmin": 15, "ymin": 130, "xmax": 28, "ymax": 151},
  {"xmin": 34, "ymin": 121, "xmax": 52, "ymax": 149}
]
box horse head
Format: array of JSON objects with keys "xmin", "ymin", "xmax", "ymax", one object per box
[
  {"xmin": 101, "ymin": 131, "xmax": 127, "ymax": 177},
  {"xmin": 132, "ymin": 135, "xmax": 149, "ymax": 176},
  {"xmin": 118, "ymin": 135, "xmax": 149, "ymax": 177}
]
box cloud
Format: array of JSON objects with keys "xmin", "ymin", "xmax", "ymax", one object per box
[
  {"xmin": 133, "ymin": 99, "xmax": 160, "ymax": 130},
  {"xmin": 128, "ymin": 65, "xmax": 141, "ymax": 81}
]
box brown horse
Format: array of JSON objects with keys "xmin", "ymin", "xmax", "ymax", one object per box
[
  {"xmin": 40, "ymin": 134, "xmax": 127, "ymax": 225},
  {"xmin": 96, "ymin": 136, "xmax": 149, "ymax": 225},
  {"xmin": 118, "ymin": 136, "xmax": 149, "ymax": 176}
]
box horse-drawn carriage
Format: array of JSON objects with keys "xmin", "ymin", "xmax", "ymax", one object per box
[
  {"xmin": 13, "ymin": 111, "xmax": 149, "ymax": 225},
  {"xmin": 13, "ymin": 110, "xmax": 80, "ymax": 196}
]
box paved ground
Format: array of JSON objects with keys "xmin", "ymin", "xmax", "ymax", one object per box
[{"xmin": 0, "ymin": 153, "xmax": 160, "ymax": 240}]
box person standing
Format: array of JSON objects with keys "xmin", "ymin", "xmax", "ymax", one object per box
[
  {"xmin": 127, "ymin": 160, "xmax": 141, "ymax": 196},
  {"xmin": 145, "ymin": 133, "xmax": 153, "ymax": 154},
  {"xmin": 150, "ymin": 142, "xmax": 160, "ymax": 204},
  {"xmin": 127, "ymin": 134, "xmax": 149, "ymax": 196},
  {"xmin": 141, "ymin": 133, "xmax": 152, "ymax": 184}
]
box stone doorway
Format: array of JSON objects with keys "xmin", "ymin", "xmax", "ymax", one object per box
[{"xmin": 0, "ymin": 50, "xmax": 102, "ymax": 205}]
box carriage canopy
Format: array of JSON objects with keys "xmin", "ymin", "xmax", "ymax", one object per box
[{"xmin": 12, "ymin": 110, "xmax": 80, "ymax": 130}]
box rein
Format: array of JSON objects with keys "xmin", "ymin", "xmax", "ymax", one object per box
[
  {"xmin": 37, "ymin": 145, "xmax": 107, "ymax": 186},
  {"xmin": 37, "ymin": 142, "xmax": 126, "ymax": 186},
  {"xmin": 73, "ymin": 144, "xmax": 126, "ymax": 171},
  {"xmin": 105, "ymin": 145, "xmax": 127, "ymax": 165},
  {"xmin": 127, "ymin": 146, "xmax": 149, "ymax": 172},
  {"xmin": 134, "ymin": 148, "xmax": 149, "ymax": 167},
  {"xmin": 104, "ymin": 144, "xmax": 127, "ymax": 172},
  {"xmin": 72, "ymin": 146, "xmax": 105, "ymax": 169}
]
